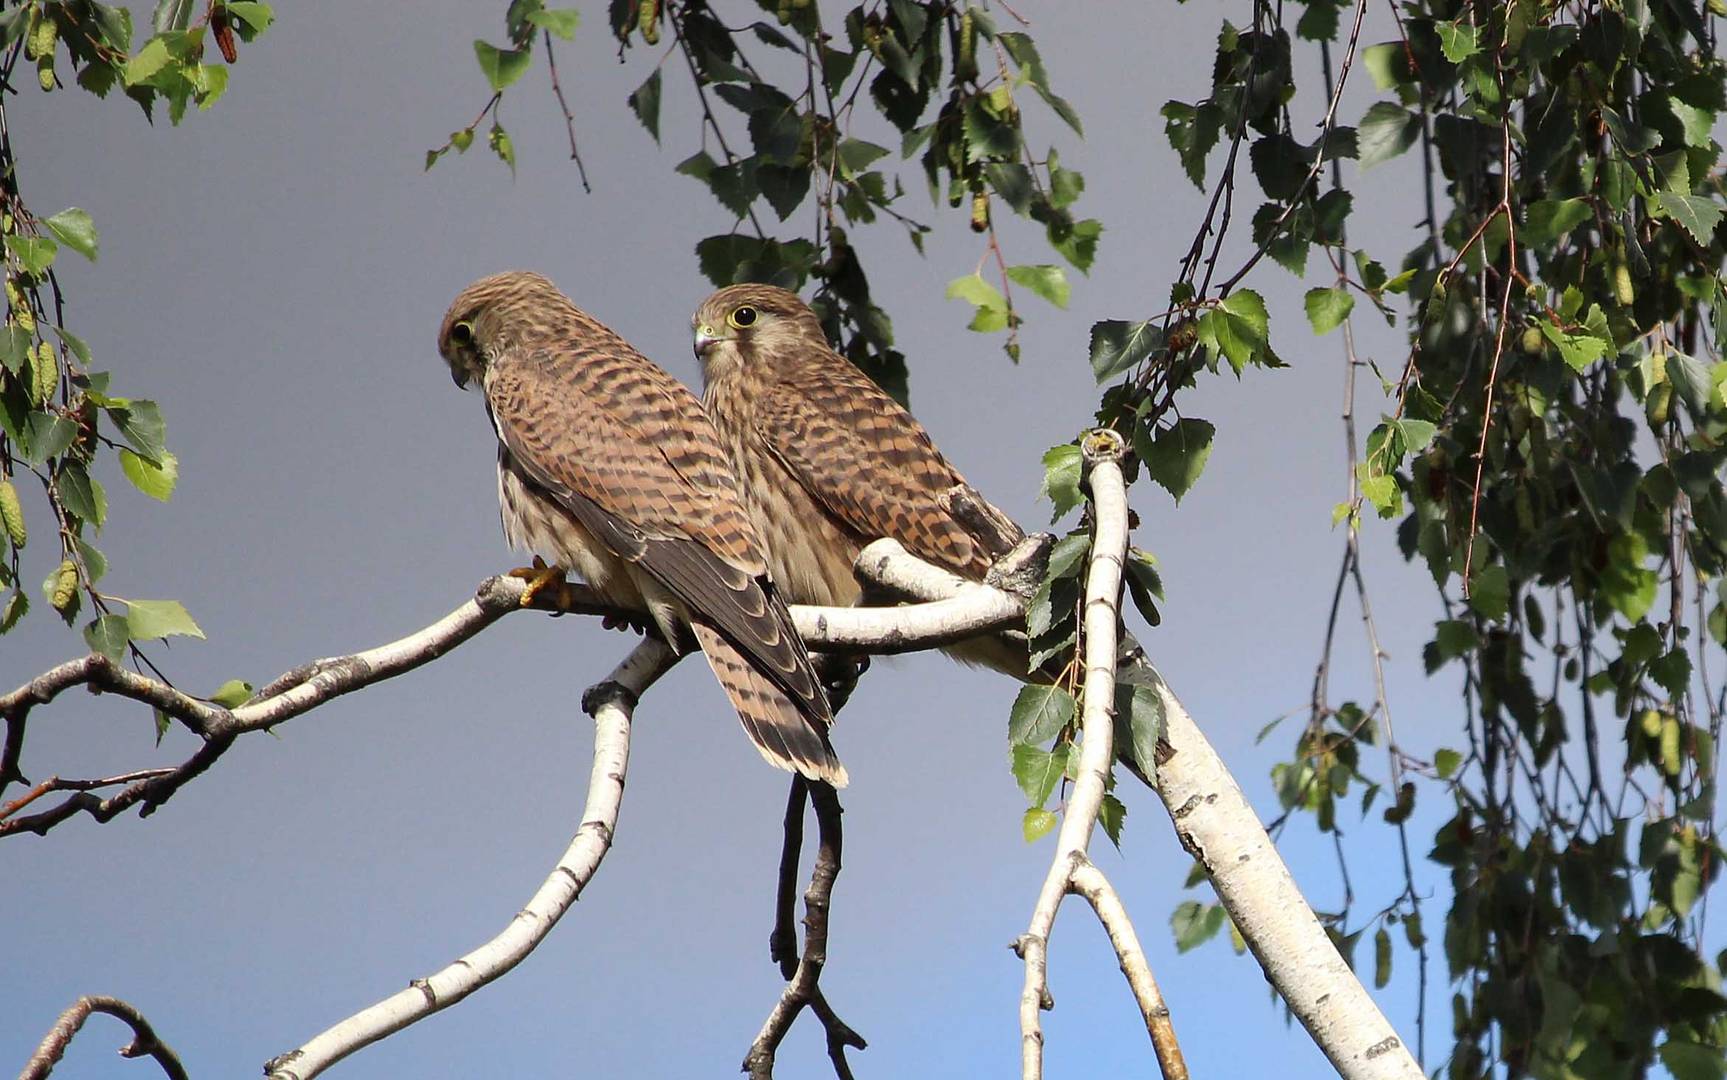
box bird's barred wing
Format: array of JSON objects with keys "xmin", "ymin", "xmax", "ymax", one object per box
[
  {"xmin": 752, "ymin": 362, "xmax": 994, "ymax": 579},
  {"xmin": 487, "ymin": 345, "xmax": 837, "ymax": 744}
]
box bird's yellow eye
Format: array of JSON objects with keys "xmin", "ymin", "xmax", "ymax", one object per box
[
  {"xmin": 450, "ymin": 321, "xmax": 475, "ymax": 346},
  {"xmin": 727, "ymin": 306, "xmax": 758, "ymax": 330}
]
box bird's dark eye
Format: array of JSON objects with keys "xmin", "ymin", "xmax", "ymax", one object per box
[
  {"xmin": 450, "ymin": 321, "xmax": 475, "ymax": 347},
  {"xmin": 727, "ymin": 306, "xmax": 758, "ymax": 330}
]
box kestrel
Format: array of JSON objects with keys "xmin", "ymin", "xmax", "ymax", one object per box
[
  {"xmin": 439, "ymin": 271, "xmax": 845, "ymax": 786},
  {"xmin": 691, "ymin": 283, "xmax": 1026, "ymax": 675}
]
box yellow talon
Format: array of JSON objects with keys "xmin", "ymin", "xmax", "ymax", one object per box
[{"xmin": 508, "ymin": 557, "xmax": 574, "ymax": 609}]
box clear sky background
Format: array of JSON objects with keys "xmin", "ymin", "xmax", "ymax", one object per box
[{"xmin": 6, "ymin": 3, "xmax": 1691, "ymax": 1078}]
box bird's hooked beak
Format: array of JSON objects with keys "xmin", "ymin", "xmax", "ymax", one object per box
[
  {"xmin": 450, "ymin": 366, "xmax": 470, "ymax": 389},
  {"xmin": 693, "ymin": 325, "xmax": 720, "ymax": 359}
]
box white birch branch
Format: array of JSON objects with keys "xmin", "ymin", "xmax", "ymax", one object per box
[
  {"xmin": 0, "ymin": 574, "xmax": 1022, "ymax": 836},
  {"xmin": 1150, "ymin": 683, "xmax": 1421, "ymax": 1079},
  {"xmin": 1014, "ymin": 432, "xmax": 1183, "ymax": 1080},
  {"xmin": 858, "ymin": 467, "xmax": 1419, "ymax": 1080},
  {"xmin": 260, "ymin": 638, "xmax": 677, "ymax": 1080}
]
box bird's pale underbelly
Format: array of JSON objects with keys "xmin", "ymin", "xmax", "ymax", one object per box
[
  {"xmin": 495, "ymin": 462, "xmax": 688, "ymax": 642},
  {"xmin": 733, "ymin": 442, "xmax": 861, "ymax": 609}
]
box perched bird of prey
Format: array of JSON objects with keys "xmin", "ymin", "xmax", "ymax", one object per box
[
  {"xmin": 691, "ymin": 283, "xmax": 1028, "ymax": 675},
  {"xmin": 438, "ymin": 271, "xmax": 845, "ymax": 786}
]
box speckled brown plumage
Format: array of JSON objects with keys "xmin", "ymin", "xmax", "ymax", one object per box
[
  {"xmin": 439, "ymin": 271, "xmax": 844, "ymax": 786},
  {"xmin": 694, "ymin": 284, "xmax": 997, "ymax": 604},
  {"xmin": 692, "ymin": 284, "xmax": 1029, "ymax": 675}
]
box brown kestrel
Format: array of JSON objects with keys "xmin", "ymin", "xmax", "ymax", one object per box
[
  {"xmin": 691, "ymin": 283, "xmax": 1026, "ymax": 675},
  {"xmin": 439, "ymin": 272, "xmax": 845, "ymax": 786}
]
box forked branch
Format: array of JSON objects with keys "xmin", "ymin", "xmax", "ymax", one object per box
[
  {"xmin": 261, "ymin": 638, "xmax": 676, "ymax": 1080},
  {"xmin": 1013, "ymin": 431, "xmax": 1186, "ymax": 1080},
  {"xmin": 745, "ymin": 779, "xmax": 864, "ymax": 1078}
]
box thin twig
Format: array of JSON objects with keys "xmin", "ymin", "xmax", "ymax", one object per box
[
  {"xmin": 21, "ymin": 995, "xmax": 189, "ymax": 1080},
  {"xmin": 542, "ymin": 32, "xmax": 592, "ymax": 191},
  {"xmin": 744, "ymin": 781, "xmax": 865, "ymax": 1078}
]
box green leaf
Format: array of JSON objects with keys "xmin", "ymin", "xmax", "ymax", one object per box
[
  {"xmin": 124, "ymin": 598, "xmax": 204, "ymax": 641},
  {"xmin": 1357, "ymin": 102, "xmax": 1418, "ymax": 169},
  {"xmin": 1009, "ymin": 684, "xmax": 1077, "ymax": 745},
  {"xmin": 625, "ymin": 68, "xmax": 663, "ymax": 143},
  {"xmin": 223, "ymin": 2, "xmax": 274, "ymax": 34},
  {"xmin": 18, "ymin": 414, "xmax": 77, "ymax": 465},
  {"xmin": 119, "ymin": 447, "xmax": 178, "ymax": 501},
  {"xmin": 1005, "ymin": 264, "xmax": 1069, "ymax": 309},
  {"xmin": 0, "ymin": 590, "xmax": 27, "ymax": 634},
  {"xmin": 6, "ymin": 235, "xmax": 58, "ymax": 277},
  {"xmin": 1088, "ymin": 319, "xmax": 1162, "ymax": 383},
  {"xmin": 1141, "ymin": 418, "xmax": 1216, "ymax": 504},
  {"xmin": 1537, "ymin": 322, "xmax": 1608, "ymax": 373},
  {"xmin": 1039, "ymin": 444, "xmax": 1083, "ymax": 521},
  {"xmin": 1115, "ymin": 681, "xmax": 1164, "ymax": 777},
  {"xmin": 473, "ymin": 40, "xmax": 532, "ymax": 92},
  {"xmin": 56, "ymin": 464, "xmax": 106, "ymax": 527},
  {"xmin": 488, "ymin": 123, "xmax": 516, "ymax": 174},
  {"xmin": 153, "ymin": 0, "xmax": 195, "ymax": 32},
  {"xmin": 52, "ymin": 327, "xmax": 91, "ymax": 367},
  {"xmin": 1172, "ymin": 900, "xmax": 1225, "ymax": 952},
  {"xmin": 838, "ymin": 138, "xmax": 890, "ymax": 177},
  {"xmin": 1433, "ymin": 620, "xmax": 1477, "ymax": 662},
  {"xmin": 122, "ymin": 36, "xmax": 171, "ymax": 85},
  {"xmin": 1667, "ymin": 350, "xmax": 1713, "ymax": 416},
  {"xmin": 527, "ymin": 7, "xmax": 580, "ymax": 39},
  {"xmin": 1660, "ymin": 1040, "xmax": 1727, "ymax": 1080},
  {"xmin": 108, "ymin": 400, "xmax": 167, "ymax": 461},
  {"xmin": 1022, "ymin": 807, "xmax": 1058, "ymax": 843},
  {"xmin": 1652, "ymin": 191, "xmax": 1724, "ymax": 247},
  {"xmin": 1435, "ymin": 21, "xmax": 1480, "ymax": 62},
  {"xmin": 1396, "ymin": 418, "xmax": 1437, "ymax": 453},
  {"xmin": 1304, "ymin": 286, "xmax": 1354, "ymax": 335},
  {"xmin": 1012, "ymin": 743, "xmax": 1068, "ymax": 806},
  {"xmin": 1434, "ymin": 748, "xmax": 1462, "ymax": 779},
  {"xmin": 1044, "ymin": 532, "xmax": 1091, "ymax": 580},
  {"xmin": 1361, "ymin": 43, "xmax": 1409, "ymax": 90},
  {"xmin": 1098, "ymin": 793, "xmax": 1126, "ymax": 848},
  {"xmin": 946, "ymin": 272, "xmax": 1005, "ymax": 309},
  {"xmin": 207, "ymin": 678, "xmax": 254, "ymax": 708},
  {"xmin": 1467, "ymin": 564, "xmax": 1509, "ymax": 622},
  {"xmin": 1123, "ymin": 550, "xmax": 1164, "ymax": 628},
  {"xmin": 1048, "ymin": 217, "xmax": 1102, "ymax": 274},
  {"xmin": 1521, "ymin": 198, "xmax": 1593, "ymax": 245},
  {"xmin": 1358, "ymin": 470, "xmax": 1399, "ymax": 519},
  {"xmin": 1198, "ymin": 289, "xmax": 1269, "ymax": 372},
  {"xmin": 0, "ymin": 326, "xmax": 28, "ymax": 374},
  {"xmin": 43, "ymin": 209, "xmax": 98, "ymax": 262},
  {"xmin": 83, "ymin": 614, "xmax": 130, "ymax": 662}
]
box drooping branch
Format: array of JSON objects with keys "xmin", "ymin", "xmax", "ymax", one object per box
[
  {"xmin": 0, "ymin": 570, "xmax": 1023, "ymax": 838},
  {"xmin": 1014, "ymin": 431, "xmax": 1186, "ymax": 1080},
  {"xmin": 1149, "ymin": 682, "xmax": 1422, "ymax": 1079},
  {"xmin": 860, "ymin": 470, "xmax": 1421, "ymax": 1080},
  {"xmin": 261, "ymin": 637, "xmax": 676, "ymax": 1080},
  {"xmin": 20, "ymin": 995, "xmax": 189, "ymax": 1080},
  {"xmin": 744, "ymin": 780, "xmax": 864, "ymax": 1079}
]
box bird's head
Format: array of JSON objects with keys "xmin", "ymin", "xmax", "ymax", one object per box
[
  {"xmin": 691, "ymin": 283, "xmax": 822, "ymax": 381},
  {"xmin": 437, "ymin": 271, "xmax": 561, "ymax": 390}
]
